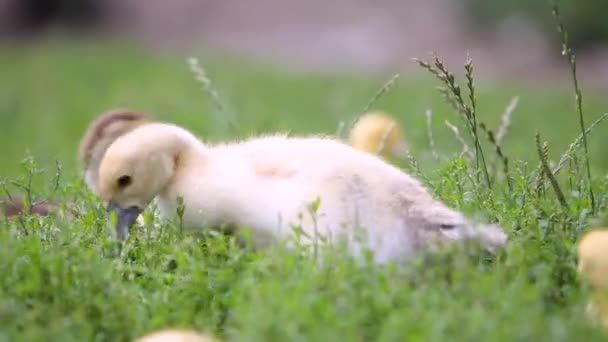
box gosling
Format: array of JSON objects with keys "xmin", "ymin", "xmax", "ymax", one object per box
[
  {"xmin": 348, "ymin": 111, "xmax": 407, "ymax": 159},
  {"xmin": 577, "ymin": 228, "xmax": 608, "ymax": 328},
  {"xmin": 97, "ymin": 121, "xmax": 507, "ymax": 263},
  {"xmin": 135, "ymin": 329, "xmax": 219, "ymax": 342}
]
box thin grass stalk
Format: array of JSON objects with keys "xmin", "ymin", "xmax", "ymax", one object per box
[
  {"xmin": 347, "ymin": 73, "xmax": 401, "ymax": 134},
  {"xmin": 552, "ymin": 112, "xmax": 608, "ymax": 176},
  {"xmin": 535, "ymin": 132, "xmax": 568, "ymax": 210},
  {"xmin": 550, "ymin": 2, "xmax": 595, "ymax": 212}
]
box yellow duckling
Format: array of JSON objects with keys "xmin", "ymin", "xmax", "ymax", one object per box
[
  {"xmin": 79, "ymin": 108, "xmax": 152, "ymax": 194},
  {"xmin": 577, "ymin": 228, "xmax": 608, "ymax": 327},
  {"xmin": 348, "ymin": 111, "xmax": 408, "ymax": 158},
  {"xmin": 134, "ymin": 329, "xmax": 219, "ymax": 342}
]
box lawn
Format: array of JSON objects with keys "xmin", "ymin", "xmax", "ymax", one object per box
[{"xmin": 0, "ymin": 39, "xmax": 607, "ymax": 341}]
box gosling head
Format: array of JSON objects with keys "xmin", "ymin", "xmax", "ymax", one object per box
[
  {"xmin": 98, "ymin": 124, "xmax": 187, "ymax": 240},
  {"xmin": 408, "ymin": 201, "xmax": 508, "ymax": 255},
  {"xmin": 577, "ymin": 229, "xmax": 608, "ymax": 291},
  {"xmin": 79, "ymin": 108, "xmax": 151, "ymax": 194},
  {"xmin": 348, "ymin": 111, "xmax": 408, "ymax": 158}
]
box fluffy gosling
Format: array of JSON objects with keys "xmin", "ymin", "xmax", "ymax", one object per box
[
  {"xmin": 134, "ymin": 329, "xmax": 219, "ymax": 342},
  {"xmin": 79, "ymin": 108, "xmax": 151, "ymax": 194},
  {"xmin": 348, "ymin": 111, "xmax": 407, "ymax": 158},
  {"xmin": 577, "ymin": 228, "xmax": 608, "ymax": 327},
  {"xmin": 97, "ymin": 121, "xmax": 507, "ymax": 263}
]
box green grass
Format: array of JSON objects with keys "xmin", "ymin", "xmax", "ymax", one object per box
[{"xmin": 1, "ymin": 38, "xmax": 608, "ymax": 341}]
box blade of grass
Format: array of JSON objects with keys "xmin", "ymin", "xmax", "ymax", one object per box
[{"xmin": 550, "ymin": 1, "xmax": 595, "ymax": 212}]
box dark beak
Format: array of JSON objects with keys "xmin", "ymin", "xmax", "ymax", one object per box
[{"xmin": 107, "ymin": 201, "xmax": 141, "ymax": 240}]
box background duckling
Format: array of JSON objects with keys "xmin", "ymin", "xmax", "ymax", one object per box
[
  {"xmin": 134, "ymin": 329, "xmax": 219, "ymax": 342},
  {"xmin": 96, "ymin": 121, "xmax": 507, "ymax": 263},
  {"xmin": 79, "ymin": 108, "xmax": 151, "ymax": 194},
  {"xmin": 2, "ymin": 109, "xmax": 150, "ymax": 220},
  {"xmin": 348, "ymin": 111, "xmax": 408, "ymax": 159},
  {"xmin": 0, "ymin": 196, "xmax": 61, "ymax": 217},
  {"xmin": 577, "ymin": 228, "xmax": 608, "ymax": 327}
]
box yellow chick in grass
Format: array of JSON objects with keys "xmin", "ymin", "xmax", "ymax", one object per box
[
  {"xmin": 577, "ymin": 228, "xmax": 608, "ymax": 327},
  {"xmin": 134, "ymin": 329, "xmax": 219, "ymax": 342},
  {"xmin": 348, "ymin": 111, "xmax": 408, "ymax": 159}
]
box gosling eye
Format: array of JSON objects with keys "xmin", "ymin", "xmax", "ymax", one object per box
[
  {"xmin": 117, "ymin": 175, "xmax": 132, "ymax": 188},
  {"xmin": 439, "ymin": 223, "xmax": 456, "ymax": 230}
]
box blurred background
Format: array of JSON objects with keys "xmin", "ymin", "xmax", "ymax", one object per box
[
  {"xmin": 0, "ymin": 0, "xmax": 606, "ymax": 180},
  {"xmin": 1, "ymin": 0, "xmax": 607, "ymax": 84}
]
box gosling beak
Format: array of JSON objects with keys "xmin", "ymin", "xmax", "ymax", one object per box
[
  {"xmin": 479, "ymin": 224, "xmax": 508, "ymax": 254},
  {"xmin": 577, "ymin": 260, "xmax": 586, "ymax": 274},
  {"xmin": 391, "ymin": 139, "xmax": 409, "ymax": 158},
  {"xmin": 107, "ymin": 200, "xmax": 141, "ymax": 240}
]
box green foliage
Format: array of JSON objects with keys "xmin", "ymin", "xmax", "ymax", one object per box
[{"xmin": 1, "ymin": 152, "xmax": 607, "ymax": 341}]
